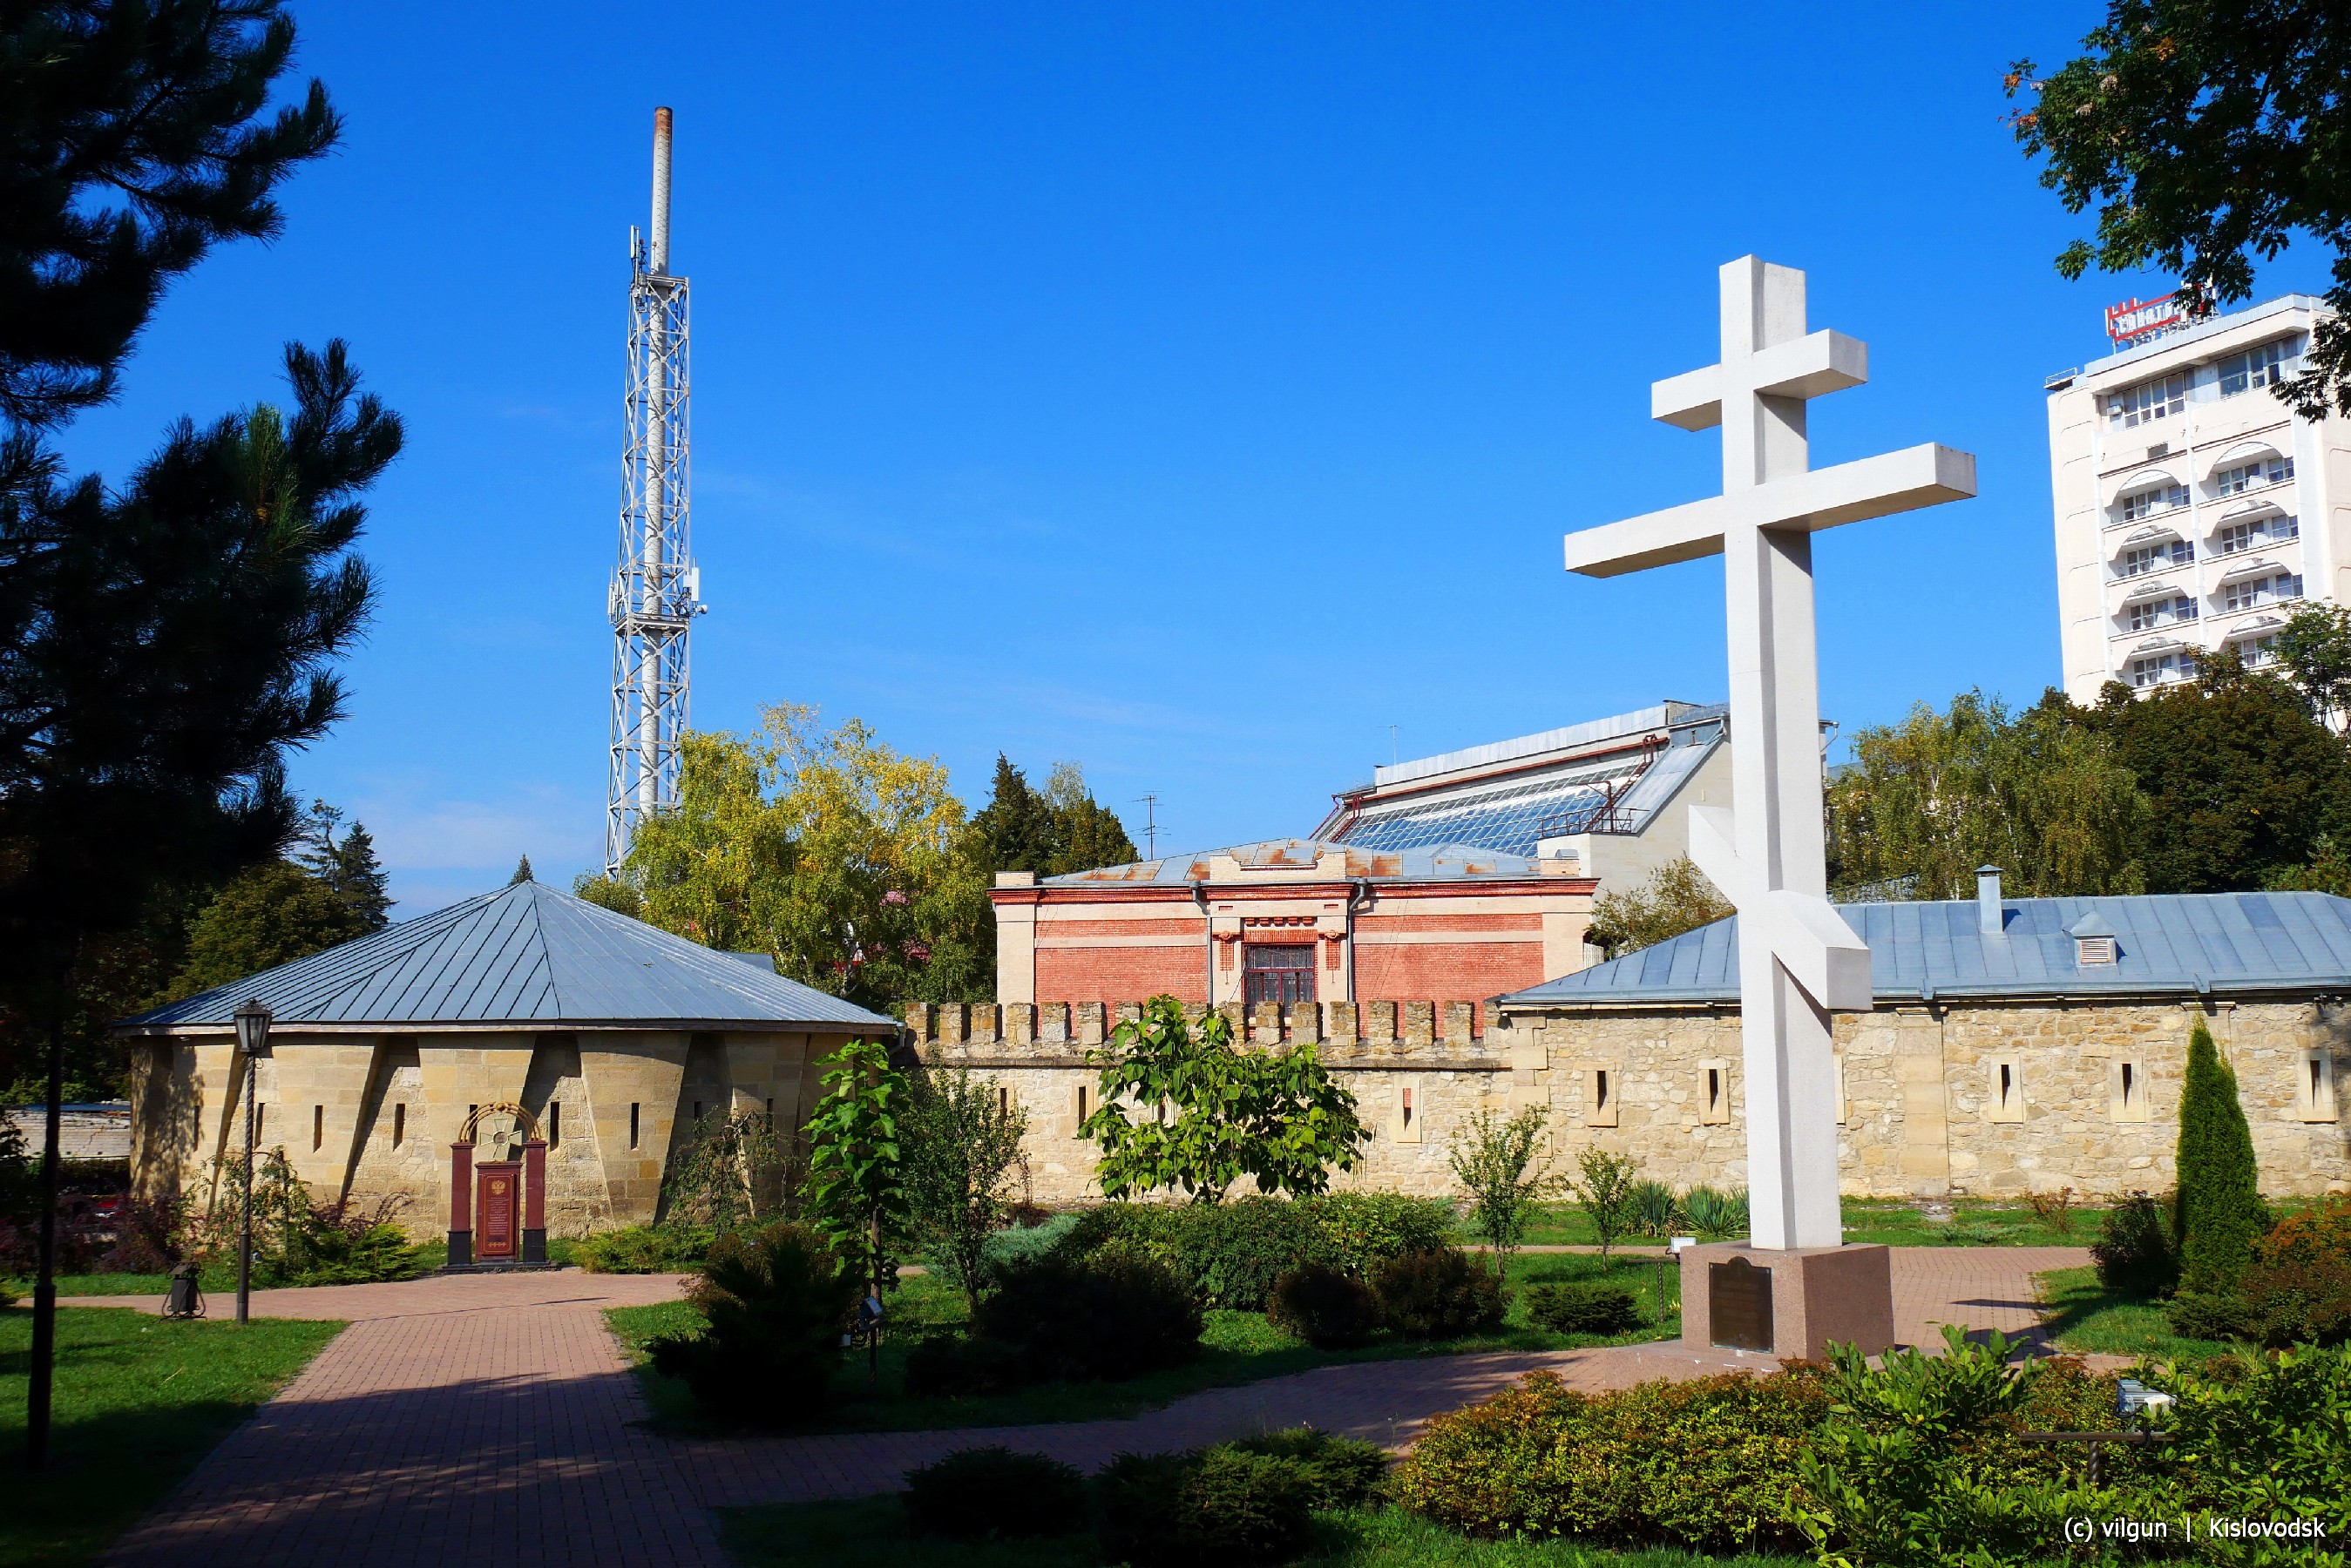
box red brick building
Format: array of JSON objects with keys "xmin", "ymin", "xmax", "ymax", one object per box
[
  {"xmin": 991, "ymin": 703, "xmax": 1731, "ymax": 1008},
  {"xmin": 992, "ymin": 840, "xmax": 1594, "ymax": 1008}
]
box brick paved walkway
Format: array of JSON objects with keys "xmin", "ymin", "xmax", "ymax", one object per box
[
  {"xmin": 90, "ymin": 1272, "xmax": 717, "ymax": 1568},
  {"xmin": 80, "ymin": 1247, "xmax": 2090, "ymax": 1564}
]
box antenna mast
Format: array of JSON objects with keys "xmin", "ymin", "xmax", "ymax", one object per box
[{"xmin": 606, "ymin": 106, "xmax": 701, "ymax": 875}]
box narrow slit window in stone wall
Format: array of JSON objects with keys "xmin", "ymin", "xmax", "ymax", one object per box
[
  {"xmin": 392, "ymin": 1103, "xmax": 405, "ymax": 1146},
  {"xmin": 1698, "ymin": 1059, "xmax": 1731, "ymax": 1125},
  {"xmin": 1985, "ymin": 1058, "xmax": 2026, "ymax": 1123},
  {"xmin": 313, "ymin": 1105, "xmax": 323, "ymax": 1151},
  {"xmin": 549, "ymin": 1101, "xmax": 561, "ymax": 1148},
  {"xmin": 1585, "ymin": 1066, "xmax": 1618, "ymax": 1127},
  {"xmin": 2300, "ymin": 1048, "xmax": 2340, "ymax": 1123},
  {"xmin": 629, "ymin": 1103, "xmax": 640, "ymax": 1149},
  {"xmin": 2110, "ymin": 1058, "xmax": 2150, "ymax": 1122},
  {"xmin": 1394, "ymin": 1084, "xmax": 1421, "ymax": 1144}
]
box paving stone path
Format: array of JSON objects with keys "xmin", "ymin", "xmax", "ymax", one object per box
[{"xmin": 73, "ymin": 1245, "xmax": 2090, "ymax": 1566}]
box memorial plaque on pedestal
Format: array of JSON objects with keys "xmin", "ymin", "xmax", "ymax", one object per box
[{"xmin": 1709, "ymin": 1255, "xmax": 1774, "ymax": 1353}]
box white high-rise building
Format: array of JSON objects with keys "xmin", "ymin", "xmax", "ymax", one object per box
[{"xmin": 2048, "ymin": 293, "xmax": 2350, "ymax": 700}]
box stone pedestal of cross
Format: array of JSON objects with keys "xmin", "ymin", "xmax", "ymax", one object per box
[{"xmin": 1563, "ymin": 257, "xmax": 1975, "ymax": 1360}]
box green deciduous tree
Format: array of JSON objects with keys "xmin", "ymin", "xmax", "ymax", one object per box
[
  {"xmin": 599, "ymin": 706, "xmax": 993, "ymax": 1005},
  {"xmin": 2274, "ymin": 602, "xmax": 2351, "ymax": 727},
  {"xmin": 2087, "ymin": 658, "xmax": 2351, "ymax": 894},
  {"xmin": 1083, "ymin": 995, "xmax": 1367, "ymax": 1203},
  {"xmin": 2006, "ymin": 1, "xmax": 2351, "ymax": 417},
  {"xmin": 168, "ymin": 858, "xmax": 376, "ymax": 997},
  {"xmin": 1567, "ymin": 1146, "xmax": 1641, "ymax": 1262},
  {"xmin": 803, "ymin": 1036, "xmax": 910, "ymax": 1301},
  {"xmin": 1447, "ymin": 1105, "xmax": 1561, "ymax": 1283},
  {"xmin": 1584, "ymin": 856, "xmax": 1731, "ymax": 959},
  {"xmin": 2175, "ymin": 1020, "xmax": 2267, "ymax": 1294},
  {"xmin": 1827, "ymin": 690, "xmax": 2150, "ymax": 900},
  {"xmin": 901, "ymin": 1056, "xmax": 1028, "ymax": 1313}
]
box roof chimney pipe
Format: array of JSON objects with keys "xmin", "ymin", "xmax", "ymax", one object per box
[
  {"xmin": 648, "ymin": 106, "xmax": 674, "ymax": 275},
  {"xmin": 1976, "ymin": 865, "xmax": 2004, "ymax": 936}
]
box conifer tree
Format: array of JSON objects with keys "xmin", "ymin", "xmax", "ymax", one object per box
[
  {"xmin": 3, "ymin": 1, "xmax": 341, "ymax": 430},
  {"xmin": 511, "ymin": 855, "xmax": 534, "ymax": 885},
  {"xmin": 2174, "ymin": 1019, "xmax": 2268, "ymax": 1294}
]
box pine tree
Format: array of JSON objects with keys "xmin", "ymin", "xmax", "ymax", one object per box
[
  {"xmin": 511, "ymin": 855, "xmax": 533, "ymax": 885},
  {"xmin": 2174, "ymin": 1019, "xmax": 2268, "ymax": 1294},
  {"xmin": 1040, "ymin": 761, "xmax": 1139, "ymax": 874},
  {"xmin": 969, "ymin": 754, "xmax": 1056, "ymax": 875},
  {"xmin": 3, "ymin": 1, "xmax": 340, "ymax": 431},
  {"xmin": 295, "ymin": 801, "xmax": 390, "ymax": 929}
]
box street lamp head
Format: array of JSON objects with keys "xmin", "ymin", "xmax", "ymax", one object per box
[{"xmin": 233, "ymin": 997, "xmax": 273, "ymax": 1058}]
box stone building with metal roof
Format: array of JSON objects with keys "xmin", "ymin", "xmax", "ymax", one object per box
[
  {"xmin": 1483, "ymin": 876, "xmax": 2351, "ymax": 1200},
  {"xmin": 115, "ymin": 880, "xmax": 897, "ymax": 1254}
]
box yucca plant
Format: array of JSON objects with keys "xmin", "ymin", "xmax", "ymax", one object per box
[
  {"xmin": 1684, "ymin": 1185, "xmax": 1751, "ymax": 1240},
  {"xmin": 1628, "ymin": 1179, "xmax": 1684, "ymax": 1238}
]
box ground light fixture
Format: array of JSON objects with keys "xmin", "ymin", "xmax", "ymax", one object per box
[{"xmin": 233, "ymin": 997, "xmax": 273, "ymax": 1325}]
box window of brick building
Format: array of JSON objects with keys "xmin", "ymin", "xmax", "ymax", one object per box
[{"xmin": 1243, "ymin": 943, "xmax": 1317, "ymax": 1006}]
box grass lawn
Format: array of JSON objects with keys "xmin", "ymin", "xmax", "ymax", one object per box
[
  {"xmin": 1496, "ymin": 1199, "xmax": 2103, "ymax": 1251},
  {"xmin": 720, "ymin": 1496, "xmax": 1804, "ymax": 1568},
  {"xmin": 2032, "ymin": 1267, "xmax": 2235, "ymax": 1361},
  {"xmin": 608, "ymin": 1249, "xmax": 1679, "ymax": 1436},
  {"xmin": 0, "ymin": 1305, "xmax": 343, "ymax": 1568}
]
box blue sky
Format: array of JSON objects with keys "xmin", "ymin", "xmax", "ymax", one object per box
[{"xmin": 49, "ymin": 3, "xmax": 2340, "ymax": 914}]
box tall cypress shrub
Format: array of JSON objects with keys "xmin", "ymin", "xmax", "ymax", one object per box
[{"xmin": 2173, "ymin": 1021, "xmax": 2267, "ymax": 1294}]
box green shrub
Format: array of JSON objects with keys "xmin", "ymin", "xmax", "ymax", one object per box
[
  {"xmin": 974, "ymin": 1244, "xmax": 1203, "ymax": 1382},
  {"xmin": 2146, "ymin": 1342, "xmax": 2351, "ymax": 1542},
  {"xmin": 647, "ymin": 1221, "xmax": 855, "ymax": 1425},
  {"xmin": 1174, "ymin": 1195, "xmax": 1338, "ymax": 1310},
  {"xmin": 2174, "ymin": 1020, "xmax": 2269, "ymax": 1294},
  {"xmin": 1097, "ymin": 1446, "xmax": 1318, "ymax": 1568},
  {"xmin": 2165, "ymin": 1288, "xmax": 2256, "ymax": 1341},
  {"xmin": 1523, "ymin": 1280, "xmax": 1642, "ymax": 1335},
  {"xmin": 1303, "ymin": 1191, "xmax": 1455, "ymax": 1274},
  {"xmin": 1222, "ymin": 1427, "xmax": 1389, "ymax": 1508},
  {"xmin": 901, "ymin": 1446, "xmax": 1087, "ymax": 1539},
  {"xmin": 263, "ymin": 1219, "xmax": 422, "ymax": 1287},
  {"xmin": 1371, "ymin": 1247, "xmax": 1505, "ymax": 1338},
  {"xmin": 2234, "ymin": 1196, "xmax": 2351, "ymax": 1347},
  {"xmin": 575, "ymin": 1222, "xmax": 711, "ymax": 1274},
  {"xmin": 1627, "ymin": 1179, "xmax": 1683, "ymax": 1237},
  {"xmin": 1392, "ymin": 1365, "xmax": 1831, "ymax": 1550},
  {"xmin": 1266, "ymin": 1263, "xmax": 1381, "ymax": 1348},
  {"xmin": 976, "ymin": 1211, "xmax": 1079, "ymax": 1272},
  {"xmin": 2090, "ymin": 1192, "xmax": 2178, "ymax": 1297},
  {"xmin": 903, "ymin": 1334, "xmax": 1028, "ymax": 1398},
  {"xmin": 1051, "ymin": 1201, "xmax": 1186, "ymax": 1267}
]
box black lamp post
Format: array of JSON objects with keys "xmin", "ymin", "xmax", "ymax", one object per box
[{"xmin": 232, "ymin": 998, "xmax": 272, "ymax": 1326}]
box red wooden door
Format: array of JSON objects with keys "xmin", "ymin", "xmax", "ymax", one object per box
[{"xmin": 477, "ymin": 1164, "xmax": 519, "ymax": 1260}]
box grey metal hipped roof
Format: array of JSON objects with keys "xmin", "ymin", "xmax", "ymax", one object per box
[
  {"xmin": 1500, "ymin": 891, "xmax": 2351, "ymax": 1009},
  {"xmin": 119, "ymin": 881, "xmax": 897, "ymax": 1032}
]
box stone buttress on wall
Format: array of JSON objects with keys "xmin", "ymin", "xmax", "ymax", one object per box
[{"xmin": 905, "ymin": 997, "xmax": 2351, "ymax": 1206}]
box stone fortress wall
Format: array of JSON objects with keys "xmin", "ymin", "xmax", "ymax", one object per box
[
  {"xmin": 122, "ymin": 994, "xmax": 2351, "ymax": 1240},
  {"xmin": 907, "ymin": 996, "xmax": 2351, "ymax": 1206}
]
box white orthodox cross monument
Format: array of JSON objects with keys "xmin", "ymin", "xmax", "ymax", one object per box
[{"xmin": 1562, "ymin": 257, "xmax": 1975, "ymax": 1358}]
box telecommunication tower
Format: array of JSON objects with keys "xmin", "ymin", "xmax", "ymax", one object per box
[{"xmin": 606, "ymin": 106, "xmax": 702, "ymax": 875}]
